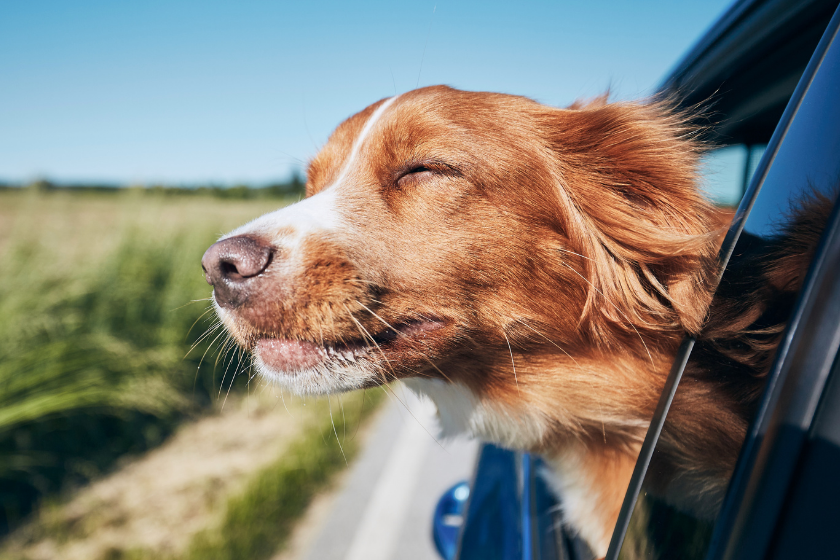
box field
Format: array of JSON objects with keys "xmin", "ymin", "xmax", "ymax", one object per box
[{"xmin": 0, "ymin": 189, "xmax": 383, "ymax": 559}]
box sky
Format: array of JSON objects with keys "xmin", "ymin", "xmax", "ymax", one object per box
[{"xmin": 1, "ymin": 0, "xmax": 734, "ymax": 186}]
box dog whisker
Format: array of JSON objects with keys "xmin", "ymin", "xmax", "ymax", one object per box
[
  {"xmin": 338, "ymin": 395, "xmax": 346, "ymax": 442},
  {"xmin": 195, "ymin": 325, "xmax": 230, "ymax": 377},
  {"xmin": 560, "ymin": 261, "xmax": 656, "ymax": 370},
  {"xmin": 501, "ymin": 328, "xmax": 520, "ymax": 394},
  {"xmin": 184, "ymin": 306, "xmax": 217, "ymax": 341},
  {"xmin": 556, "ymin": 247, "xmax": 594, "ymax": 261},
  {"xmin": 214, "ymin": 332, "xmax": 237, "ymax": 369},
  {"xmin": 353, "ymin": 301, "xmax": 449, "ymax": 379},
  {"xmin": 327, "ymin": 395, "xmax": 348, "ymax": 464},
  {"xmin": 217, "ymin": 336, "xmax": 240, "ymax": 403},
  {"xmin": 169, "ymin": 297, "xmax": 214, "ymax": 313},
  {"xmin": 222, "ymin": 345, "xmax": 251, "ymax": 410},
  {"xmin": 409, "ymin": 350, "xmax": 454, "ymax": 383},
  {"xmin": 354, "ymin": 300, "xmax": 396, "ymax": 333},
  {"xmin": 185, "ymin": 318, "xmax": 223, "ymax": 359},
  {"xmin": 342, "ymin": 303, "xmax": 397, "ymax": 384}
]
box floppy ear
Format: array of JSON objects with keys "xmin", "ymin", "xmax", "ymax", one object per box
[{"xmin": 542, "ymin": 99, "xmax": 721, "ymax": 338}]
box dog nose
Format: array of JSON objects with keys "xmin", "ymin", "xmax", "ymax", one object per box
[{"xmin": 201, "ymin": 235, "xmax": 272, "ymax": 308}]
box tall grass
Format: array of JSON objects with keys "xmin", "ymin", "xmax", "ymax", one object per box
[
  {"xmin": 0, "ymin": 190, "xmax": 289, "ymax": 533},
  {"xmin": 180, "ymin": 390, "xmax": 384, "ymax": 560}
]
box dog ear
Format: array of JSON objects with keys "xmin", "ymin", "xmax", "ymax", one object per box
[
  {"xmin": 541, "ymin": 99, "xmax": 721, "ymax": 339},
  {"xmin": 565, "ymin": 91, "xmax": 610, "ymax": 110}
]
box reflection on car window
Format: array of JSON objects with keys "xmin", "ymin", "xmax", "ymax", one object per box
[
  {"xmin": 700, "ymin": 144, "xmax": 767, "ymax": 207},
  {"xmin": 618, "ymin": 23, "xmax": 840, "ymax": 560}
]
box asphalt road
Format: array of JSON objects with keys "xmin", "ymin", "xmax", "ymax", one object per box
[{"xmin": 297, "ymin": 386, "xmax": 479, "ymax": 560}]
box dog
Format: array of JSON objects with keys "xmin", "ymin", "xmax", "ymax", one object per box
[{"xmin": 201, "ymin": 86, "xmax": 826, "ymax": 556}]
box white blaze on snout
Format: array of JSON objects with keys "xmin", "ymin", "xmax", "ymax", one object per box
[
  {"xmin": 327, "ymin": 94, "xmax": 400, "ymax": 192},
  {"xmin": 218, "ymin": 94, "xmax": 402, "ymax": 392},
  {"xmin": 226, "ymin": 186, "xmax": 340, "ymax": 248},
  {"xmin": 225, "ymin": 94, "xmax": 400, "ymax": 249}
]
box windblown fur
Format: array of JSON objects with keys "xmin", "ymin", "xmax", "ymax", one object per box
[{"xmin": 202, "ymin": 87, "xmax": 831, "ymax": 557}]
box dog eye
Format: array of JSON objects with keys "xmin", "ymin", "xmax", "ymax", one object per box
[{"xmin": 396, "ymin": 166, "xmax": 436, "ymax": 188}]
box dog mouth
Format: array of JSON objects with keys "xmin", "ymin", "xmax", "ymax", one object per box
[{"xmin": 253, "ymin": 318, "xmax": 447, "ymax": 373}]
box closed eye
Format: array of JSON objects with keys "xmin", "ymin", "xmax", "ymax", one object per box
[
  {"xmin": 402, "ymin": 165, "xmax": 434, "ymax": 177},
  {"xmin": 394, "ymin": 161, "xmax": 460, "ymax": 188},
  {"xmin": 406, "ymin": 165, "xmax": 432, "ymax": 174},
  {"xmin": 395, "ymin": 167, "xmax": 435, "ymax": 188}
]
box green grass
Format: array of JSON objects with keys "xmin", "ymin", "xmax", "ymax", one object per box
[
  {"xmin": 180, "ymin": 390, "xmax": 384, "ymax": 560},
  {"xmin": 0, "ymin": 188, "xmax": 390, "ymax": 560},
  {"xmin": 0, "ymin": 388, "xmax": 386, "ymax": 560},
  {"xmin": 0, "ymin": 189, "xmax": 292, "ymax": 532}
]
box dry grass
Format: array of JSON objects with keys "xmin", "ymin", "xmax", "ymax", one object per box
[
  {"xmin": 0, "ymin": 189, "xmax": 385, "ymax": 560},
  {"xmin": 0, "ymin": 390, "xmax": 384, "ymax": 560},
  {"xmin": 0, "ymin": 190, "xmax": 289, "ymax": 527},
  {"xmin": 0, "ymin": 191, "xmax": 386, "ymax": 560}
]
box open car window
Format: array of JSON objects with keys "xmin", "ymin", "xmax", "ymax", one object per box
[
  {"xmin": 701, "ymin": 144, "xmax": 767, "ymax": 207},
  {"xmin": 609, "ymin": 6, "xmax": 840, "ymax": 560}
]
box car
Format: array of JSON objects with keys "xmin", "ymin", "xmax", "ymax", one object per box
[{"xmin": 433, "ymin": 0, "xmax": 840, "ymax": 558}]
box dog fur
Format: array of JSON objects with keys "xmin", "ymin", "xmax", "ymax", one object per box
[{"xmin": 202, "ymin": 86, "xmax": 828, "ymax": 556}]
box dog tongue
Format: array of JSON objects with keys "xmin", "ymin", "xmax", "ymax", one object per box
[{"xmin": 256, "ymin": 338, "xmax": 324, "ymax": 371}]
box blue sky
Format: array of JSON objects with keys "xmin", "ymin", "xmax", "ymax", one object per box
[{"xmin": 1, "ymin": 0, "xmax": 733, "ymax": 185}]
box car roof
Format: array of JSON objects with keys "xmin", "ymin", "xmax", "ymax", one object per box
[{"xmin": 661, "ymin": 0, "xmax": 838, "ymax": 145}]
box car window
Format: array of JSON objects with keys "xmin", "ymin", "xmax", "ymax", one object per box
[
  {"xmin": 614, "ymin": 13, "xmax": 840, "ymax": 560},
  {"xmin": 700, "ymin": 144, "xmax": 767, "ymax": 207}
]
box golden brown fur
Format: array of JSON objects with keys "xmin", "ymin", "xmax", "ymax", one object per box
[{"xmin": 203, "ymin": 86, "xmax": 831, "ymax": 556}]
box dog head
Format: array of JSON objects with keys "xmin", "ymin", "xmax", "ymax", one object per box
[{"xmin": 202, "ymin": 86, "xmax": 718, "ymax": 416}]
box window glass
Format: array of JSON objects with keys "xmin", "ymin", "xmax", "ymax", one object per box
[
  {"xmin": 618, "ymin": 26, "xmax": 840, "ymax": 560},
  {"xmin": 700, "ymin": 144, "xmax": 767, "ymax": 207}
]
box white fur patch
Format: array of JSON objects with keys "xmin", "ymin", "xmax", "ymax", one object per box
[
  {"xmin": 225, "ymin": 94, "xmax": 401, "ymax": 249},
  {"xmin": 330, "ymin": 94, "xmax": 400, "ymax": 190},
  {"xmin": 254, "ymin": 353, "xmax": 381, "ymax": 395},
  {"xmin": 404, "ymin": 378, "xmax": 548, "ymax": 449},
  {"xmin": 226, "ymin": 186, "xmax": 340, "ymax": 249},
  {"xmin": 542, "ymin": 449, "xmax": 612, "ymax": 558}
]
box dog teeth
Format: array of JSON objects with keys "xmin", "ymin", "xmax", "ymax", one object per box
[{"xmin": 317, "ymin": 344, "xmax": 364, "ymax": 363}]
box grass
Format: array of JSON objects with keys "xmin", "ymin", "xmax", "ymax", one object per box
[
  {"xmin": 0, "ymin": 189, "xmax": 295, "ymax": 533},
  {"xmin": 1, "ymin": 187, "xmax": 390, "ymax": 559},
  {"xmin": 0, "ymin": 388, "xmax": 387, "ymax": 560},
  {"xmin": 179, "ymin": 390, "xmax": 384, "ymax": 560}
]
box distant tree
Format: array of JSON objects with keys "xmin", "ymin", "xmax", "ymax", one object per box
[
  {"xmin": 26, "ymin": 179, "xmax": 55, "ymax": 192},
  {"xmin": 264, "ymin": 170, "xmax": 305, "ymax": 198},
  {"xmin": 289, "ymin": 169, "xmax": 305, "ymax": 194}
]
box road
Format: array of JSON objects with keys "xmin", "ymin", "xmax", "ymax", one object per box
[{"xmin": 283, "ymin": 385, "xmax": 479, "ymax": 560}]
